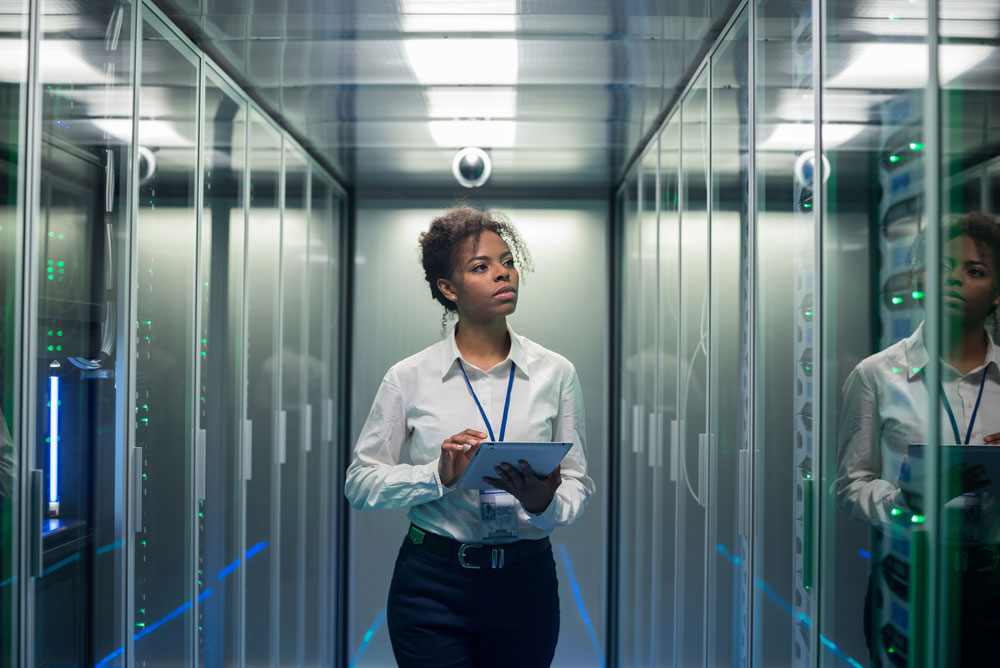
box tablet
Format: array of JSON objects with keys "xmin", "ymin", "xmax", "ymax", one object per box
[
  {"xmin": 903, "ymin": 444, "xmax": 1000, "ymax": 496},
  {"xmin": 455, "ymin": 442, "xmax": 572, "ymax": 490}
]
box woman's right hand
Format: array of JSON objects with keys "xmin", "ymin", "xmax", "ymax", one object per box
[{"xmin": 439, "ymin": 429, "xmax": 488, "ymax": 488}]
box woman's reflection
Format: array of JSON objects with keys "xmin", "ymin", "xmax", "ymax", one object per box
[{"xmin": 835, "ymin": 211, "xmax": 1000, "ymax": 665}]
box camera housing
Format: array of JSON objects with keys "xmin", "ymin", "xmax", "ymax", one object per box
[{"xmin": 452, "ymin": 147, "xmax": 492, "ymax": 188}]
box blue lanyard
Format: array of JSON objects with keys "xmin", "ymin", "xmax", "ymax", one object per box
[
  {"xmin": 458, "ymin": 360, "xmax": 515, "ymax": 442},
  {"xmin": 923, "ymin": 368, "xmax": 988, "ymax": 445}
]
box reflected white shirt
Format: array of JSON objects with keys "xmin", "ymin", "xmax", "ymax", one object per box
[
  {"xmin": 345, "ymin": 323, "xmax": 595, "ymax": 543},
  {"xmin": 835, "ymin": 323, "xmax": 1000, "ymax": 526}
]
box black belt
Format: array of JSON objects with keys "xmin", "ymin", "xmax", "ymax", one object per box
[{"xmin": 407, "ymin": 523, "xmax": 550, "ymax": 569}]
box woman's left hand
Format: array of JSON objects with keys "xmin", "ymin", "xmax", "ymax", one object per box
[{"xmin": 483, "ymin": 461, "xmax": 561, "ymax": 515}]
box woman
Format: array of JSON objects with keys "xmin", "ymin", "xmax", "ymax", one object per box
[
  {"xmin": 835, "ymin": 211, "xmax": 1000, "ymax": 664},
  {"xmin": 345, "ymin": 205, "xmax": 595, "ymax": 667}
]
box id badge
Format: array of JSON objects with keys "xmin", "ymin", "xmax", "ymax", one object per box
[{"xmin": 479, "ymin": 489, "xmax": 519, "ymax": 541}]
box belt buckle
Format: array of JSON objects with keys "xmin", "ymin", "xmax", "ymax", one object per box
[
  {"xmin": 458, "ymin": 543, "xmax": 482, "ymax": 569},
  {"xmin": 458, "ymin": 543, "xmax": 506, "ymax": 569}
]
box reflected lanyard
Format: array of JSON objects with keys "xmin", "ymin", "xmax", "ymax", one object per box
[
  {"xmin": 458, "ymin": 360, "xmax": 515, "ymax": 442},
  {"xmin": 922, "ymin": 368, "xmax": 988, "ymax": 445}
]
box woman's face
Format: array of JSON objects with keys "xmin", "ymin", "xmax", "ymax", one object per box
[
  {"xmin": 942, "ymin": 234, "xmax": 1000, "ymax": 325},
  {"xmin": 439, "ymin": 230, "xmax": 519, "ymax": 320}
]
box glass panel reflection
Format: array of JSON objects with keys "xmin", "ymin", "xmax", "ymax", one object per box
[
  {"xmin": 244, "ymin": 111, "xmax": 282, "ymax": 667},
  {"xmin": 708, "ymin": 12, "xmax": 748, "ymax": 666},
  {"xmin": 677, "ymin": 67, "xmax": 708, "ymax": 668},
  {"xmin": 198, "ymin": 69, "xmax": 246, "ymax": 668},
  {"xmin": 279, "ymin": 145, "xmax": 308, "ymax": 667},
  {"xmin": 132, "ymin": 13, "xmax": 199, "ymax": 665},
  {"xmin": 653, "ymin": 116, "xmax": 680, "ymax": 668},
  {"xmin": 33, "ymin": 2, "xmax": 132, "ymax": 665}
]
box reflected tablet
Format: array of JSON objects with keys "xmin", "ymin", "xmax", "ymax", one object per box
[
  {"xmin": 903, "ymin": 444, "xmax": 1000, "ymax": 496},
  {"xmin": 455, "ymin": 442, "xmax": 572, "ymax": 490}
]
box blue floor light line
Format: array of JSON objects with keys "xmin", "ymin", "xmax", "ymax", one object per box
[
  {"xmin": 556, "ymin": 542, "xmax": 605, "ymax": 667},
  {"xmin": 94, "ymin": 544, "xmax": 271, "ymax": 667},
  {"xmin": 711, "ymin": 541, "xmax": 864, "ymax": 668},
  {"xmin": 97, "ymin": 540, "xmax": 124, "ymax": 555},
  {"xmin": 42, "ymin": 552, "xmax": 81, "ymax": 577},
  {"xmin": 349, "ymin": 606, "xmax": 387, "ymax": 668}
]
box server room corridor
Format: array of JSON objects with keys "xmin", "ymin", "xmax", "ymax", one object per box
[{"xmin": 2, "ymin": 1, "xmax": 999, "ymax": 667}]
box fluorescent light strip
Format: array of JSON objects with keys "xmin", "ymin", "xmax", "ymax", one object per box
[
  {"xmin": 404, "ymin": 39, "xmax": 518, "ymax": 85},
  {"xmin": 402, "ymin": 15, "xmax": 517, "ymax": 33},
  {"xmin": 426, "ymin": 86, "xmax": 516, "ymax": 119},
  {"xmin": 400, "ymin": 0, "xmax": 516, "ymax": 14},
  {"xmin": 49, "ymin": 375, "xmax": 59, "ymax": 504},
  {"xmin": 827, "ymin": 43, "xmax": 994, "ymax": 89},
  {"xmin": 428, "ymin": 120, "xmax": 515, "ymax": 147}
]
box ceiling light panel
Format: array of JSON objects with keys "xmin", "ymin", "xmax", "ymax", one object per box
[
  {"xmin": 404, "ymin": 38, "xmax": 518, "ymax": 84},
  {"xmin": 425, "ymin": 87, "xmax": 516, "ymax": 118},
  {"xmin": 428, "ymin": 120, "xmax": 515, "ymax": 147},
  {"xmin": 826, "ymin": 43, "xmax": 993, "ymax": 89}
]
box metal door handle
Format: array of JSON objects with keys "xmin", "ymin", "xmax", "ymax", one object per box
[
  {"xmin": 30, "ymin": 469, "xmax": 43, "ymax": 577},
  {"xmin": 303, "ymin": 404, "xmax": 312, "ymax": 453},
  {"xmin": 243, "ymin": 420, "xmax": 253, "ymax": 481},
  {"xmin": 324, "ymin": 398, "xmax": 334, "ymax": 443},
  {"xmin": 670, "ymin": 420, "xmax": 679, "ymax": 482},
  {"xmin": 132, "ymin": 448, "xmax": 143, "ymax": 532},
  {"xmin": 278, "ymin": 411, "xmax": 287, "ymax": 464},
  {"xmin": 196, "ymin": 429, "xmax": 206, "ymax": 500}
]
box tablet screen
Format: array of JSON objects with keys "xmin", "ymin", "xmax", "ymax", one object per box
[{"xmin": 455, "ymin": 442, "xmax": 573, "ymax": 490}]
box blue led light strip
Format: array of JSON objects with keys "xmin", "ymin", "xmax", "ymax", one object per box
[
  {"xmin": 94, "ymin": 544, "xmax": 271, "ymax": 667},
  {"xmin": 349, "ymin": 606, "xmax": 386, "ymax": 668},
  {"xmin": 49, "ymin": 375, "xmax": 59, "ymax": 504},
  {"xmin": 557, "ymin": 542, "xmax": 605, "ymax": 667}
]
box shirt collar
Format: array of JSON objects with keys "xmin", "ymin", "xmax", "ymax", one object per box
[
  {"xmin": 441, "ymin": 321, "xmax": 530, "ymax": 380},
  {"xmin": 904, "ymin": 321, "xmax": 1000, "ymax": 379}
]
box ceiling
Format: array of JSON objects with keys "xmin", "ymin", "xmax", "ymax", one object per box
[{"xmin": 155, "ymin": 0, "xmax": 738, "ymax": 191}]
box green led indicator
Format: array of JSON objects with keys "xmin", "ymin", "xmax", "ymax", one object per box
[
  {"xmin": 139, "ymin": 608, "xmax": 145, "ymax": 614},
  {"xmin": 57, "ymin": 331, "xmax": 62, "ymax": 336},
  {"xmin": 142, "ymin": 473, "xmax": 147, "ymax": 479},
  {"xmin": 47, "ymin": 275, "xmax": 54, "ymax": 280},
  {"xmin": 47, "ymin": 260, "xmax": 53, "ymax": 265},
  {"xmin": 141, "ymin": 541, "xmax": 147, "ymax": 545},
  {"xmin": 889, "ymin": 155, "xmax": 900, "ymax": 163},
  {"xmin": 136, "ymin": 623, "xmax": 145, "ymax": 628},
  {"xmin": 909, "ymin": 142, "xmax": 924, "ymax": 151},
  {"xmin": 804, "ymin": 473, "xmax": 813, "ymax": 479},
  {"xmin": 46, "ymin": 267, "xmax": 53, "ymax": 273},
  {"xmin": 48, "ymin": 232, "xmax": 54, "ymax": 238},
  {"xmin": 57, "ymin": 261, "xmax": 64, "ymax": 267},
  {"xmin": 804, "ymin": 365, "xmax": 812, "ymax": 372},
  {"xmin": 888, "ymin": 14, "xmax": 899, "ymax": 20},
  {"xmin": 58, "ymin": 268, "xmax": 64, "ymax": 274},
  {"xmin": 141, "ymin": 418, "xmax": 149, "ymax": 423},
  {"xmin": 911, "ymin": 514, "xmax": 926, "ymax": 524},
  {"xmin": 204, "ymin": 282, "xmax": 209, "ymax": 286},
  {"xmin": 891, "ymin": 296, "xmax": 902, "ymax": 304},
  {"xmin": 47, "ymin": 345, "xmax": 54, "ymax": 352},
  {"xmin": 47, "ymin": 330, "xmax": 53, "ymax": 336},
  {"xmin": 804, "ymin": 310, "xmax": 813, "ymax": 317},
  {"xmin": 912, "ymin": 291, "xmax": 924, "ymax": 300},
  {"xmin": 892, "ymin": 367, "xmax": 900, "ymax": 373},
  {"xmin": 891, "ymin": 507, "xmax": 902, "ymax": 516},
  {"xmin": 57, "ymin": 234, "xmax": 64, "ymax": 240},
  {"xmin": 56, "ymin": 345, "xmax": 61, "ymax": 351},
  {"xmin": 198, "ymin": 512, "xmax": 204, "ymax": 518},
  {"xmin": 201, "ymin": 351, "xmax": 206, "ymax": 356},
  {"xmin": 199, "ymin": 626, "xmax": 203, "ymax": 631},
  {"xmin": 888, "ymin": 647, "xmax": 895, "ymax": 653},
  {"xmin": 142, "ymin": 404, "xmax": 148, "ymax": 409},
  {"xmin": 913, "ymin": 367, "xmax": 922, "ymax": 374},
  {"xmin": 202, "ymin": 338, "xmax": 207, "ymax": 344}
]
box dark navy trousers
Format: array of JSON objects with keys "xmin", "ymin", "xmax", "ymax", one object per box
[{"xmin": 386, "ymin": 535, "xmax": 560, "ymax": 667}]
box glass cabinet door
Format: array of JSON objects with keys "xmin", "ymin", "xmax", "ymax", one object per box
[
  {"xmin": 304, "ymin": 172, "xmax": 336, "ymax": 667},
  {"xmin": 708, "ymin": 11, "xmax": 749, "ymax": 667},
  {"xmin": 653, "ymin": 116, "xmax": 680, "ymax": 668},
  {"xmin": 132, "ymin": 12, "xmax": 199, "ymax": 665},
  {"xmin": 198, "ymin": 69, "xmax": 247, "ymax": 668},
  {"xmin": 676, "ymin": 68, "xmax": 709, "ymax": 668},
  {"xmin": 279, "ymin": 144, "xmax": 308, "ymax": 667},
  {"xmin": 0, "ymin": 4, "xmax": 27, "ymax": 667},
  {"xmin": 244, "ymin": 111, "xmax": 282, "ymax": 667},
  {"xmin": 31, "ymin": 2, "xmax": 133, "ymax": 666},
  {"xmin": 616, "ymin": 171, "xmax": 639, "ymax": 667}
]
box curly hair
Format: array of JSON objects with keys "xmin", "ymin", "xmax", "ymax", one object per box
[
  {"xmin": 909, "ymin": 211, "xmax": 1000, "ymax": 333},
  {"xmin": 418, "ymin": 205, "xmax": 534, "ymax": 334}
]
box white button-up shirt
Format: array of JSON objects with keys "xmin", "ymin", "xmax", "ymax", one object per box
[
  {"xmin": 345, "ymin": 324, "xmax": 595, "ymax": 543},
  {"xmin": 835, "ymin": 323, "xmax": 1000, "ymax": 526}
]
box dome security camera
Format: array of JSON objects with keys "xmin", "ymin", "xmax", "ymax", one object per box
[{"xmin": 452, "ymin": 147, "xmax": 492, "ymax": 188}]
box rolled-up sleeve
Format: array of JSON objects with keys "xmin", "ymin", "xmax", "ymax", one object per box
[
  {"xmin": 527, "ymin": 364, "xmax": 596, "ymax": 529},
  {"xmin": 834, "ymin": 365, "xmax": 907, "ymax": 526},
  {"xmin": 345, "ymin": 369, "xmax": 447, "ymax": 510}
]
